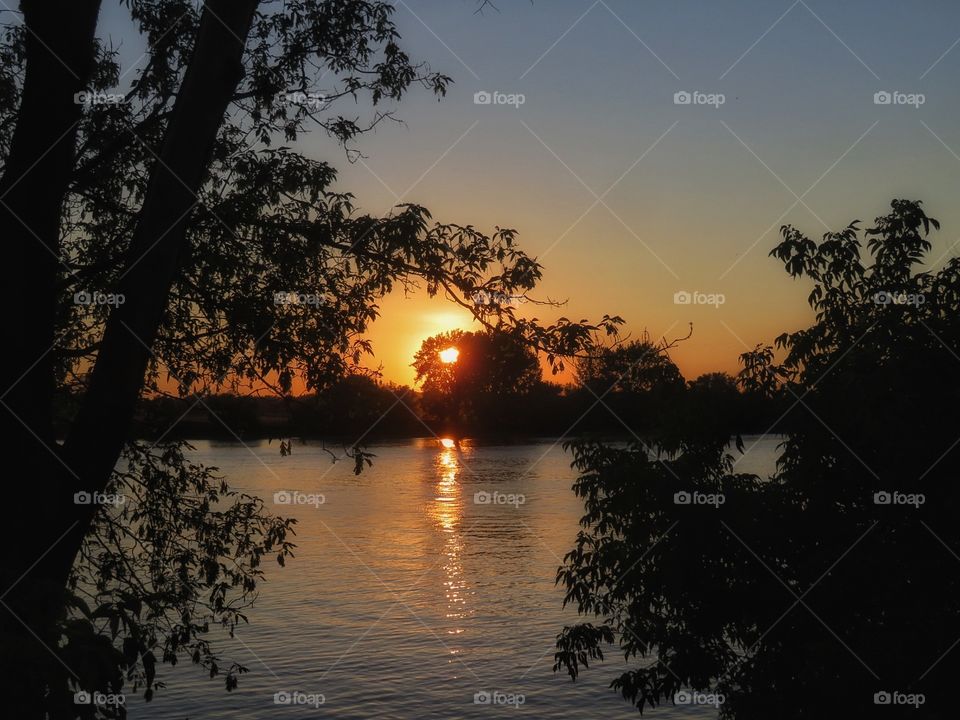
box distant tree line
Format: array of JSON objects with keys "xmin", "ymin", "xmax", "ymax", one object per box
[{"xmin": 107, "ymin": 332, "xmax": 786, "ymax": 442}]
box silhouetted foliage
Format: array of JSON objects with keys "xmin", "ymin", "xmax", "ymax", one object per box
[
  {"xmin": 414, "ymin": 329, "xmax": 543, "ymax": 435},
  {"xmin": 69, "ymin": 442, "xmax": 295, "ymax": 709},
  {"xmin": 556, "ymin": 200, "xmax": 960, "ymax": 718},
  {"xmin": 0, "ymin": 1, "xmax": 618, "ymax": 717},
  {"xmin": 576, "ymin": 336, "xmax": 686, "ymax": 395},
  {"xmin": 124, "ymin": 332, "xmax": 780, "ymax": 444},
  {"xmin": 295, "ymin": 376, "xmax": 423, "ymax": 438},
  {"xmin": 568, "ymin": 334, "xmax": 686, "ymax": 437}
]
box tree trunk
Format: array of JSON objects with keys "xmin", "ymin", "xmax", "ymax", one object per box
[
  {"xmin": 1, "ymin": 0, "xmax": 260, "ymax": 716},
  {"xmin": 61, "ymin": 0, "xmax": 259, "ymax": 515},
  {"xmin": 0, "ymin": 2, "xmax": 101, "ymax": 718}
]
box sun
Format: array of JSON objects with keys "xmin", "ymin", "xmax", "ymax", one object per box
[{"xmin": 439, "ymin": 346, "xmax": 460, "ymax": 364}]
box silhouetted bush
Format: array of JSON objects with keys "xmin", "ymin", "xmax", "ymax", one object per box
[{"xmin": 556, "ymin": 200, "xmax": 960, "ymax": 718}]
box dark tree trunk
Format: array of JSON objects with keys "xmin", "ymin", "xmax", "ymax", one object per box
[
  {"xmin": 0, "ymin": 1, "xmax": 260, "ymax": 717},
  {"xmin": 0, "ymin": 2, "xmax": 102, "ymax": 718},
  {"xmin": 61, "ymin": 0, "xmax": 259, "ymax": 520}
]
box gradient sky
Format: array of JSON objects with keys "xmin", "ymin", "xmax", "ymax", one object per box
[{"xmin": 99, "ymin": 1, "xmax": 960, "ymax": 387}]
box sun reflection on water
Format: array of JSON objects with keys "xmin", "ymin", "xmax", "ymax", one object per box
[{"xmin": 428, "ymin": 445, "xmax": 470, "ymax": 652}]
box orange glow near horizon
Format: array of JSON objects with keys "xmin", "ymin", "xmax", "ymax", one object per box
[
  {"xmin": 152, "ymin": 286, "xmax": 781, "ymax": 397},
  {"xmin": 440, "ymin": 438, "xmax": 456, "ymax": 449}
]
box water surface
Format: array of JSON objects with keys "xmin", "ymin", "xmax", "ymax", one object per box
[{"xmin": 129, "ymin": 436, "xmax": 780, "ymax": 719}]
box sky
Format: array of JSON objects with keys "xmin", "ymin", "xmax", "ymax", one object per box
[{"xmin": 99, "ymin": 1, "xmax": 960, "ymax": 387}]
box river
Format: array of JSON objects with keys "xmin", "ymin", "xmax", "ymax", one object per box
[{"xmin": 127, "ymin": 435, "xmax": 781, "ymax": 719}]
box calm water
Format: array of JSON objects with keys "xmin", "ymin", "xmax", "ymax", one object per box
[{"xmin": 128, "ymin": 436, "xmax": 781, "ymax": 719}]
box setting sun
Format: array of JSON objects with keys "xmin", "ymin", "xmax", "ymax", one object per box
[{"xmin": 439, "ymin": 347, "xmax": 460, "ymax": 364}]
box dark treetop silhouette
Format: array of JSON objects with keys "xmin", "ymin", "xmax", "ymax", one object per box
[
  {"xmin": 555, "ymin": 200, "xmax": 960, "ymax": 719},
  {"xmin": 0, "ymin": 2, "xmax": 619, "ymax": 718},
  {"xmin": 414, "ymin": 329, "xmax": 542, "ymax": 437}
]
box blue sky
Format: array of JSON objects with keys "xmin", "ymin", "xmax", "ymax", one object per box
[{"xmin": 96, "ymin": 1, "xmax": 960, "ymax": 383}]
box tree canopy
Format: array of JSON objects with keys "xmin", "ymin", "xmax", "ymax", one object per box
[
  {"xmin": 413, "ymin": 329, "xmax": 543, "ymax": 435},
  {"xmin": 0, "ymin": 2, "xmax": 617, "ymax": 717},
  {"xmin": 555, "ymin": 200, "xmax": 960, "ymax": 719}
]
